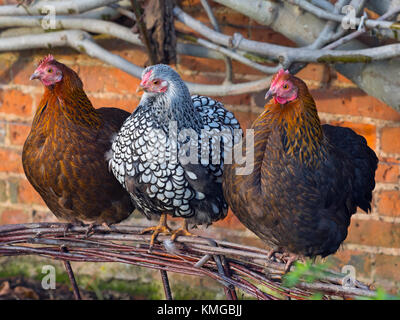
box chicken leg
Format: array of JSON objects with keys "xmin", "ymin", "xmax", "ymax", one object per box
[
  {"xmin": 170, "ymin": 220, "xmax": 196, "ymax": 241},
  {"xmin": 140, "ymin": 213, "xmax": 172, "ymax": 249}
]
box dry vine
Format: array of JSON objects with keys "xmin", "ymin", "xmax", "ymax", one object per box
[{"xmin": 0, "ymin": 223, "xmax": 376, "ymax": 300}]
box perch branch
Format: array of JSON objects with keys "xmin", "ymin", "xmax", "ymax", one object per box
[
  {"xmin": 60, "ymin": 245, "xmax": 82, "ymax": 300},
  {"xmin": 0, "ymin": 223, "xmax": 377, "ymax": 300}
]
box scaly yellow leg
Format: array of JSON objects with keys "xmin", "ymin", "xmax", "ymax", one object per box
[
  {"xmin": 170, "ymin": 220, "xmax": 197, "ymax": 241},
  {"xmin": 140, "ymin": 214, "xmax": 172, "ymax": 248}
]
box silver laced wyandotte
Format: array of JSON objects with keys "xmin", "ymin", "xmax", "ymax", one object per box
[
  {"xmin": 109, "ymin": 64, "xmax": 241, "ymax": 247},
  {"xmin": 223, "ymin": 69, "xmax": 378, "ymax": 271}
]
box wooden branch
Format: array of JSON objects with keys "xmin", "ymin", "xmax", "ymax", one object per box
[
  {"xmin": 131, "ymin": 0, "xmax": 157, "ymax": 65},
  {"xmin": 0, "ymin": 0, "xmax": 120, "ymax": 16},
  {"xmin": 0, "ymin": 223, "xmax": 376, "ymax": 300},
  {"xmin": 174, "ymin": 6, "xmax": 400, "ymax": 63},
  {"xmin": 214, "ymin": 0, "xmax": 400, "ymax": 112}
]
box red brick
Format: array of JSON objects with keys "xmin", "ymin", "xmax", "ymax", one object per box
[
  {"xmin": 376, "ymin": 158, "xmax": 400, "ymax": 183},
  {"xmin": 18, "ymin": 179, "xmax": 45, "ymax": 206},
  {"xmin": 231, "ymin": 59, "xmax": 267, "ymax": 77},
  {"xmin": 381, "ymin": 127, "xmax": 400, "ymax": 154},
  {"xmin": 108, "ymin": 45, "xmax": 149, "ymax": 68},
  {"xmin": 230, "ymin": 110, "xmax": 259, "ymax": 130},
  {"xmin": 0, "ymin": 209, "xmax": 29, "ymax": 225},
  {"xmin": 346, "ymin": 218, "xmax": 400, "ymax": 248},
  {"xmin": 106, "ymin": 68, "xmax": 141, "ymax": 94},
  {"xmin": 8, "ymin": 123, "xmax": 31, "ymax": 146},
  {"xmin": 295, "ymin": 64, "xmax": 329, "ymax": 84},
  {"xmin": 0, "ymin": 180, "xmax": 6, "ymax": 202},
  {"xmin": 178, "ymin": 55, "xmax": 226, "ymax": 74},
  {"xmin": 0, "ymin": 148, "xmax": 23, "ymax": 173},
  {"xmin": 313, "ymin": 88, "xmax": 400, "ymax": 122},
  {"xmin": 87, "ymin": 96, "xmax": 139, "ymax": 114},
  {"xmin": 11, "ymin": 59, "xmax": 41, "ymax": 87},
  {"xmin": 0, "ymin": 90, "xmax": 33, "ymax": 117},
  {"xmin": 328, "ymin": 121, "xmax": 376, "ymax": 150},
  {"xmin": 212, "ymin": 94, "xmax": 251, "ymax": 107},
  {"xmin": 374, "ymin": 254, "xmax": 400, "ymax": 282},
  {"xmin": 180, "ymin": 72, "xmax": 224, "ymax": 85},
  {"xmin": 0, "ymin": 122, "xmax": 6, "ymax": 144},
  {"xmin": 335, "ymin": 72, "xmax": 355, "ymax": 85},
  {"xmin": 32, "ymin": 210, "xmax": 57, "ymax": 223},
  {"xmin": 327, "ymin": 249, "xmax": 372, "ymax": 278},
  {"xmin": 378, "ymin": 191, "xmax": 400, "ymax": 217},
  {"xmin": 77, "ymin": 65, "xmax": 140, "ymax": 94},
  {"xmin": 181, "ymin": 0, "xmax": 201, "ymax": 6},
  {"xmin": 0, "ymin": 55, "xmax": 14, "ymax": 85}
]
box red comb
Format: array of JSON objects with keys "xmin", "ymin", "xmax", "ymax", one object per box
[
  {"xmin": 38, "ymin": 54, "xmax": 55, "ymax": 67},
  {"xmin": 271, "ymin": 69, "xmax": 290, "ymax": 87},
  {"xmin": 277, "ymin": 69, "xmax": 290, "ymax": 77},
  {"xmin": 141, "ymin": 69, "xmax": 152, "ymax": 85}
]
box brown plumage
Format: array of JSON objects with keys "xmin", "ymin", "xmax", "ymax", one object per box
[
  {"xmin": 22, "ymin": 55, "xmax": 134, "ymax": 225},
  {"xmin": 223, "ymin": 69, "xmax": 378, "ymax": 263}
]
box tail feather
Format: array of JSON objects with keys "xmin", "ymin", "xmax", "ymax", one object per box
[{"xmin": 323, "ymin": 124, "xmax": 378, "ymax": 213}]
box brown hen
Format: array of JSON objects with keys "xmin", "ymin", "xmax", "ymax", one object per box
[
  {"xmin": 22, "ymin": 55, "xmax": 134, "ymax": 226},
  {"xmin": 223, "ymin": 69, "xmax": 378, "ymax": 269}
]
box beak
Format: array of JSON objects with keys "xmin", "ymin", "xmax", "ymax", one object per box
[
  {"xmin": 29, "ymin": 71, "xmax": 40, "ymax": 81},
  {"xmin": 264, "ymin": 87, "xmax": 275, "ymax": 102},
  {"xmin": 136, "ymin": 84, "xmax": 145, "ymax": 93}
]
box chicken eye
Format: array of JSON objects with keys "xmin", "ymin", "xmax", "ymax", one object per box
[
  {"xmin": 282, "ymin": 83, "xmax": 289, "ymax": 89},
  {"xmin": 47, "ymin": 68, "xmax": 53, "ymax": 73},
  {"xmin": 153, "ymin": 80, "xmax": 160, "ymax": 85}
]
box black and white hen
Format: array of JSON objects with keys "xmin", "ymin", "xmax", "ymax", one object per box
[{"xmin": 109, "ymin": 64, "xmax": 241, "ymax": 246}]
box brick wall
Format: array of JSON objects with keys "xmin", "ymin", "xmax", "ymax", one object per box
[{"xmin": 0, "ymin": 2, "xmax": 400, "ymax": 293}]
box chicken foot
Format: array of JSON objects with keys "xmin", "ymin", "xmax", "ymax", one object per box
[
  {"xmin": 170, "ymin": 220, "xmax": 197, "ymax": 241},
  {"xmin": 140, "ymin": 213, "xmax": 172, "ymax": 250}
]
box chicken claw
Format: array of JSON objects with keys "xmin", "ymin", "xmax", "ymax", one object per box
[
  {"xmin": 170, "ymin": 220, "xmax": 197, "ymax": 241},
  {"xmin": 140, "ymin": 214, "xmax": 172, "ymax": 250}
]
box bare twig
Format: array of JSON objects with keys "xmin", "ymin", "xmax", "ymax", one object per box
[
  {"xmin": 195, "ymin": 37, "xmax": 280, "ymax": 74},
  {"xmin": 200, "ymin": 0, "xmax": 233, "ymax": 83},
  {"xmin": 213, "ymin": 0, "xmax": 400, "ymax": 110},
  {"xmin": 0, "ymin": 0, "xmax": 120, "ymax": 16},
  {"xmin": 308, "ymin": 0, "xmax": 349, "ymax": 49},
  {"xmin": 0, "ymin": 30, "xmax": 273, "ymax": 96},
  {"xmin": 60, "ymin": 245, "xmax": 82, "ymax": 300},
  {"xmin": 174, "ymin": 6, "xmax": 400, "ymax": 63},
  {"xmin": 159, "ymin": 269, "xmax": 173, "ymax": 300},
  {"xmin": 107, "ymin": 3, "xmax": 136, "ymax": 21},
  {"xmin": 0, "ymin": 0, "xmax": 399, "ymax": 107},
  {"xmin": 286, "ymin": 0, "xmax": 398, "ymax": 32},
  {"xmin": 325, "ymin": 5, "xmax": 400, "ymax": 50},
  {"xmin": 131, "ymin": 0, "xmax": 157, "ymax": 65}
]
